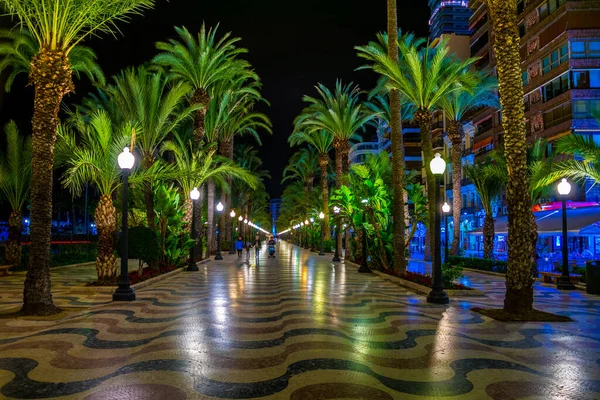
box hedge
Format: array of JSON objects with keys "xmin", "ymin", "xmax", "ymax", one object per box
[{"xmin": 447, "ymin": 255, "xmax": 507, "ymax": 274}]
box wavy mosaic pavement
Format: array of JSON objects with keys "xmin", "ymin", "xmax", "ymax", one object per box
[{"xmin": 0, "ymin": 242, "xmax": 599, "ymax": 399}]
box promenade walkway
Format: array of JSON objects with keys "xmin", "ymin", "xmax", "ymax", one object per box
[{"xmin": 0, "ymin": 242, "xmax": 598, "ymax": 399}]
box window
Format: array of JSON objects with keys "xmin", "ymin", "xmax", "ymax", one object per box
[
  {"xmin": 543, "ymin": 102, "xmax": 572, "ymax": 129},
  {"xmin": 538, "ymin": 0, "xmax": 566, "ymax": 21},
  {"xmin": 524, "ymin": 95, "xmax": 531, "ymax": 112},
  {"xmin": 571, "ymin": 40, "xmax": 600, "ymax": 59},
  {"xmin": 572, "ymin": 70, "xmax": 600, "ymax": 89},
  {"xmin": 543, "ymin": 73, "xmax": 570, "ymax": 102},
  {"xmin": 522, "ymin": 71, "xmax": 529, "ymax": 85},
  {"xmin": 541, "ymin": 43, "xmax": 569, "ymax": 75},
  {"xmin": 538, "ymin": 2, "xmax": 548, "ymax": 18},
  {"xmin": 573, "ymin": 100, "xmax": 600, "ymax": 119},
  {"xmin": 517, "ymin": 0, "xmax": 525, "ymax": 14}
]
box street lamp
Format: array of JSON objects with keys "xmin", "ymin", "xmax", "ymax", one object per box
[
  {"xmin": 358, "ymin": 199, "xmax": 370, "ymax": 273},
  {"xmin": 319, "ymin": 211, "xmax": 325, "ymax": 256},
  {"xmin": 442, "ymin": 202, "xmax": 450, "ymax": 263},
  {"xmin": 188, "ymin": 187, "xmax": 200, "ymax": 272},
  {"xmin": 113, "ymin": 147, "xmax": 136, "ymax": 301},
  {"xmin": 332, "ymin": 206, "xmax": 341, "ymax": 262},
  {"xmin": 557, "ymin": 178, "xmax": 575, "ymax": 290},
  {"xmin": 427, "ymin": 153, "xmax": 449, "ymax": 304},
  {"xmin": 229, "ymin": 210, "xmax": 236, "ymax": 255},
  {"xmin": 215, "ymin": 201, "xmax": 224, "ymax": 260},
  {"xmin": 304, "ymin": 219, "xmax": 309, "ymax": 249}
]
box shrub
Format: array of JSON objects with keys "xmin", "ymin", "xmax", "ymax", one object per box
[
  {"xmin": 322, "ymin": 238, "xmax": 334, "ymax": 253},
  {"xmin": 442, "ymin": 262, "xmax": 464, "ymax": 287},
  {"xmin": 448, "ymin": 255, "xmax": 507, "ymax": 274},
  {"xmin": 573, "ymin": 266, "xmax": 587, "ymax": 283},
  {"xmin": 122, "ymin": 226, "xmax": 161, "ymax": 270}
]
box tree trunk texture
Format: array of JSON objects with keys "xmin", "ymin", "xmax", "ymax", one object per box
[
  {"xmin": 219, "ymin": 138, "xmax": 234, "ymax": 244},
  {"xmin": 448, "ymin": 120, "xmax": 464, "ymax": 256},
  {"xmin": 207, "ymin": 178, "xmax": 216, "ymax": 254},
  {"xmin": 334, "ymin": 140, "xmax": 344, "ymax": 258},
  {"xmin": 22, "ymin": 48, "xmax": 73, "ymax": 316},
  {"xmin": 483, "ymin": 212, "xmax": 495, "ymax": 259},
  {"xmin": 387, "ymin": 0, "xmax": 407, "ymax": 273},
  {"xmin": 487, "ymin": 0, "xmax": 534, "ymax": 314},
  {"xmin": 192, "ymin": 89, "xmax": 210, "ymax": 145},
  {"xmin": 183, "ymin": 197, "xmax": 193, "ymax": 231},
  {"xmin": 6, "ymin": 210, "xmax": 23, "ymax": 267},
  {"xmin": 531, "ymin": 214, "xmax": 539, "ymax": 277},
  {"xmin": 319, "ymin": 154, "xmax": 331, "ymax": 241},
  {"xmin": 95, "ymin": 194, "xmax": 117, "ymax": 282},
  {"xmin": 415, "ymin": 109, "xmax": 435, "ymax": 264},
  {"xmin": 142, "ymin": 155, "xmax": 156, "ymax": 231}
]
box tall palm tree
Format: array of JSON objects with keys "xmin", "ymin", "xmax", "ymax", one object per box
[
  {"xmin": 437, "ymin": 70, "xmax": 499, "ymax": 256},
  {"xmin": 484, "ymin": 0, "xmax": 534, "ymax": 314},
  {"xmin": 0, "ymin": 0, "xmax": 152, "ymax": 315},
  {"xmin": 57, "ymin": 111, "xmax": 131, "ymax": 281},
  {"xmin": 545, "ymin": 133, "xmax": 600, "ymax": 184},
  {"xmin": 357, "ymin": 36, "xmax": 477, "ymax": 266},
  {"xmin": 295, "ymin": 81, "xmax": 376, "ymax": 257},
  {"xmin": 153, "ymin": 24, "xmax": 249, "ymax": 144},
  {"xmin": 289, "ymin": 130, "xmax": 334, "ymax": 240},
  {"xmin": 464, "ymin": 162, "xmax": 503, "ymax": 259},
  {"xmin": 108, "ymin": 66, "xmax": 199, "ymax": 230},
  {"xmin": 0, "ymin": 121, "xmax": 31, "ymax": 267}
]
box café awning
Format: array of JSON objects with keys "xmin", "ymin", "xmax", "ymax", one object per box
[{"xmin": 469, "ymin": 206, "xmax": 600, "ymax": 236}]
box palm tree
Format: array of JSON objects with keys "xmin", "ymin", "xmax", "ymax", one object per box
[
  {"xmin": 0, "ymin": 0, "xmax": 153, "ymax": 315},
  {"xmin": 108, "ymin": 66, "xmax": 199, "ymax": 230},
  {"xmin": 295, "ymin": 81, "xmax": 376, "ymax": 257},
  {"xmin": 0, "ymin": 121, "xmax": 31, "ymax": 267},
  {"xmin": 437, "ymin": 70, "xmax": 499, "ymax": 256},
  {"xmin": 153, "ymin": 24, "xmax": 249, "ymax": 144},
  {"xmin": 289, "ymin": 130, "xmax": 334, "ymax": 240},
  {"xmin": 233, "ymin": 145, "xmax": 270, "ymax": 230},
  {"xmin": 464, "ymin": 162, "xmax": 503, "ymax": 259},
  {"xmin": 483, "ymin": 0, "xmax": 535, "ymax": 314},
  {"xmin": 357, "ymin": 36, "xmax": 476, "ymax": 266},
  {"xmin": 545, "ymin": 133, "xmax": 600, "ymax": 184},
  {"xmin": 57, "ymin": 111, "xmax": 131, "ymax": 282}
]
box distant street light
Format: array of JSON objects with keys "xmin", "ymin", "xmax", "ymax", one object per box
[
  {"xmin": 229, "ymin": 210, "xmax": 236, "ymax": 255},
  {"xmin": 215, "ymin": 202, "xmax": 224, "ymax": 260},
  {"xmin": 113, "ymin": 147, "xmax": 135, "ymax": 301},
  {"xmin": 188, "ymin": 187, "xmax": 200, "ymax": 271},
  {"xmin": 319, "ymin": 211, "xmax": 325, "ymax": 256},
  {"xmin": 427, "ymin": 153, "xmax": 449, "ymax": 304},
  {"xmin": 557, "ymin": 178, "xmax": 575, "ymax": 290}
]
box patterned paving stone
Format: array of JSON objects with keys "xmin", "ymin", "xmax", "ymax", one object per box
[{"xmin": 0, "ymin": 242, "xmax": 599, "ymax": 399}]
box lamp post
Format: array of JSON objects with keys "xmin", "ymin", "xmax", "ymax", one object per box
[
  {"xmin": 304, "ymin": 219, "xmax": 309, "ymax": 249},
  {"xmin": 188, "ymin": 187, "xmax": 200, "ymax": 272},
  {"xmin": 300, "ymin": 222, "xmax": 304, "ymax": 246},
  {"xmin": 318, "ymin": 212, "xmax": 325, "ymax": 255},
  {"xmin": 113, "ymin": 147, "xmax": 136, "ymax": 301},
  {"xmin": 238, "ymin": 215, "xmax": 243, "ymax": 245},
  {"xmin": 215, "ymin": 202, "xmax": 224, "ymax": 260},
  {"xmin": 244, "ymin": 218, "xmax": 248, "ymax": 244},
  {"xmin": 229, "ymin": 210, "xmax": 236, "ymax": 254},
  {"xmin": 557, "ymin": 178, "xmax": 575, "ymax": 290},
  {"xmin": 358, "ymin": 199, "xmax": 370, "ymax": 273},
  {"xmin": 332, "ymin": 206, "xmax": 341, "ymax": 262},
  {"xmin": 427, "ymin": 153, "xmax": 449, "ymax": 304},
  {"xmin": 442, "ymin": 202, "xmax": 450, "ymax": 263}
]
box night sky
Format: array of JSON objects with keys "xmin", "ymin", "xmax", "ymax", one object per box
[{"xmin": 0, "ymin": 0, "xmax": 430, "ymax": 199}]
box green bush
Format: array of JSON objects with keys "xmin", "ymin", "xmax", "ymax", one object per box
[
  {"xmin": 322, "ymin": 238, "xmax": 334, "ymax": 253},
  {"xmin": 573, "ymin": 266, "xmax": 587, "ymax": 283},
  {"xmin": 442, "ymin": 262, "xmax": 464, "ymax": 287},
  {"xmin": 4, "ymin": 243, "xmax": 98, "ymax": 271},
  {"xmin": 122, "ymin": 226, "xmax": 160, "ymax": 268},
  {"xmin": 220, "ymin": 239, "xmax": 231, "ymax": 252},
  {"xmin": 448, "ymin": 255, "xmax": 507, "ymax": 274}
]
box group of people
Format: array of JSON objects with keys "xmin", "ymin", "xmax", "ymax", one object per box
[{"xmin": 235, "ymin": 234, "xmax": 277, "ymax": 258}]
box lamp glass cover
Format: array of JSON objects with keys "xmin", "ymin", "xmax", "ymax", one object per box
[
  {"xmin": 557, "ymin": 178, "xmax": 572, "ymax": 195},
  {"xmin": 190, "ymin": 187, "xmax": 200, "ymax": 200},
  {"xmin": 216, "ymin": 202, "xmax": 224, "ymax": 212},
  {"xmin": 118, "ymin": 147, "xmax": 135, "ymax": 170},
  {"xmin": 430, "ymin": 153, "xmax": 446, "ymax": 175},
  {"xmin": 442, "ymin": 202, "xmax": 450, "ymax": 213}
]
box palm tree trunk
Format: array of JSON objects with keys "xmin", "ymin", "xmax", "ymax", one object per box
[
  {"xmin": 22, "ymin": 49, "xmax": 73, "ymax": 316},
  {"xmin": 95, "ymin": 194, "xmax": 117, "ymax": 282},
  {"xmin": 448, "ymin": 121, "xmax": 464, "ymax": 256},
  {"xmin": 195, "ymin": 184, "xmax": 205, "ymax": 259},
  {"xmin": 6, "ymin": 210, "xmax": 23, "ymax": 267},
  {"xmin": 319, "ymin": 153, "xmax": 331, "ymax": 241},
  {"xmin": 387, "ymin": 0, "xmax": 407, "ymax": 273},
  {"xmin": 483, "ymin": 211, "xmax": 495, "ymax": 259},
  {"xmin": 192, "ymin": 89, "xmax": 210, "ymax": 145},
  {"xmin": 219, "ymin": 138, "xmax": 234, "ymax": 245},
  {"xmin": 334, "ymin": 139, "xmax": 344, "ymax": 258},
  {"xmin": 415, "ymin": 109, "xmax": 435, "ymax": 264},
  {"xmin": 487, "ymin": 0, "xmax": 534, "ymax": 314},
  {"xmin": 183, "ymin": 197, "xmax": 193, "ymax": 229},
  {"xmin": 207, "ymin": 178, "xmax": 216, "ymax": 254},
  {"xmin": 531, "ymin": 213, "xmax": 539, "ymax": 277}
]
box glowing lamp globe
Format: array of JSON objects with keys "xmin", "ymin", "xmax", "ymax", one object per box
[
  {"xmin": 310, "ymin": 218, "xmax": 315, "ymax": 223},
  {"xmin": 304, "ymin": 219, "xmax": 309, "ymax": 225},
  {"xmin": 442, "ymin": 202, "xmax": 450, "ymax": 213},
  {"xmin": 333, "ymin": 206, "xmax": 340, "ymax": 214},
  {"xmin": 301, "ymin": 222, "xmax": 305, "ymax": 227},
  {"xmin": 216, "ymin": 202, "xmax": 224, "ymax": 212},
  {"xmin": 118, "ymin": 147, "xmax": 135, "ymax": 170},
  {"xmin": 230, "ymin": 210, "xmax": 236, "ymax": 218},
  {"xmin": 319, "ymin": 212, "xmax": 325, "ymax": 219},
  {"xmin": 361, "ymin": 198, "xmax": 368, "ymax": 204},
  {"xmin": 557, "ymin": 178, "xmax": 571, "ymax": 196},
  {"xmin": 430, "ymin": 153, "xmax": 446, "ymax": 175},
  {"xmin": 238, "ymin": 216, "xmax": 243, "ymax": 221},
  {"xmin": 190, "ymin": 187, "xmax": 200, "ymax": 201},
  {"xmin": 244, "ymin": 219, "xmax": 248, "ymax": 224}
]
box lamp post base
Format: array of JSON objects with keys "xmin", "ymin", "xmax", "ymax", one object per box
[
  {"xmin": 187, "ymin": 262, "xmax": 199, "ymax": 272},
  {"xmin": 556, "ymin": 276, "xmax": 576, "ymax": 290},
  {"xmin": 214, "ymin": 253, "xmax": 223, "ymax": 261},
  {"xmin": 112, "ymin": 287, "xmax": 136, "ymax": 302},
  {"xmin": 229, "ymin": 249, "xmax": 236, "ymax": 255},
  {"xmin": 319, "ymin": 250, "xmax": 325, "ymax": 256},
  {"xmin": 426, "ymin": 289, "xmax": 449, "ymax": 304},
  {"xmin": 358, "ymin": 264, "xmax": 371, "ymax": 273},
  {"xmin": 332, "ymin": 254, "xmax": 341, "ymax": 262}
]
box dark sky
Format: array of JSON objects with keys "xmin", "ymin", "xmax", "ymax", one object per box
[{"xmin": 0, "ymin": 0, "xmax": 430, "ymax": 199}]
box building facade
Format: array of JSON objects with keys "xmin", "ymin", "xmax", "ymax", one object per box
[
  {"xmin": 450, "ymin": 0, "xmax": 600, "ymax": 255},
  {"xmin": 429, "ymin": 0, "xmax": 473, "ymax": 40},
  {"xmin": 269, "ymin": 198, "xmax": 281, "ymax": 235}
]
